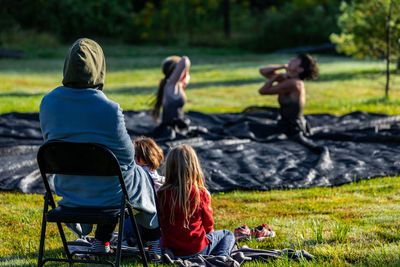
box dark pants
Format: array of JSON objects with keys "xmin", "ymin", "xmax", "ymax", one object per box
[
  {"xmin": 96, "ymin": 220, "xmax": 161, "ymax": 243},
  {"xmin": 123, "ymin": 218, "xmax": 162, "ymax": 245},
  {"xmin": 152, "ymin": 118, "xmax": 190, "ymax": 139},
  {"xmin": 278, "ymin": 116, "xmax": 310, "ymax": 137},
  {"xmin": 95, "ymin": 223, "xmax": 117, "ymax": 242}
]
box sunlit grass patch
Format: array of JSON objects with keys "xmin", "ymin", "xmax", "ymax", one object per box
[
  {"xmin": 1, "ymin": 46, "xmax": 400, "ymax": 266},
  {"xmin": 1, "ymin": 46, "xmax": 399, "ymax": 115}
]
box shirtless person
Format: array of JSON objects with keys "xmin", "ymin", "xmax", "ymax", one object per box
[{"xmin": 259, "ymin": 53, "xmax": 318, "ymax": 136}]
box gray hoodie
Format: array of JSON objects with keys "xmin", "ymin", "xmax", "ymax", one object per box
[
  {"xmin": 62, "ymin": 38, "xmax": 106, "ymax": 90},
  {"xmin": 40, "ymin": 38, "xmax": 159, "ymax": 229}
]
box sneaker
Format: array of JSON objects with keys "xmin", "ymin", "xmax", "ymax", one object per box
[
  {"xmin": 146, "ymin": 239, "xmax": 162, "ymax": 263},
  {"xmin": 91, "ymin": 239, "xmax": 110, "ymax": 253},
  {"xmin": 234, "ymin": 225, "xmax": 252, "ymax": 241},
  {"xmin": 251, "ymin": 224, "xmax": 275, "ymax": 242}
]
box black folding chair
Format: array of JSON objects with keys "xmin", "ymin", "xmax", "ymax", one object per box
[{"xmin": 37, "ymin": 140, "xmax": 148, "ymax": 267}]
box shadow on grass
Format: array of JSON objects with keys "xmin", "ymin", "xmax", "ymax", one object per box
[
  {"xmin": 0, "ymin": 247, "xmax": 64, "ymax": 266},
  {"xmin": 107, "ymin": 78, "xmax": 264, "ymax": 96},
  {"xmin": 107, "ymin": 85, "xmax": 154, "ymax": 95},
  {"xmin": 302, "ymin": 239, "xmax": 319, "ymax": 246},
  {"xmin": 189, "ymin": 78, "xmax": 263, "ymax": 89},
  {"xmin": 0, "ymin": 53, "xmax": 262, "ymax": 73},
  {"xmin": 361, "ymin": 97, "xmax": 400, "ymax": 106},
  {"xmin": 0, "ymin": 78, "xmax": 263, "ymax": 97},
  {"xmin": 316, "ymin": 69, "xmax": 385, "ymax": 82},
  {"xmin": 0, "ymin": 92, "xmax": 45, "ymax": 97}
]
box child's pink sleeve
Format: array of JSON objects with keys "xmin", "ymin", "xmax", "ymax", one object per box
[{"xmin": 201, "ymin": 191, "xmax": 214, "ymax": 233}]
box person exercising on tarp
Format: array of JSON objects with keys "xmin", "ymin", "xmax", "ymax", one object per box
[
  {"xmin": 152, "ymin": 56, "xmax": 191, "ymax": 137},
  {"xmin": 258, "ymin": 53, "xmax": 318, "ymax": 137}
]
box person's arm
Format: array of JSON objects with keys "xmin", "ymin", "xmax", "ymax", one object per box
[
  {"xmin": 168, "ymin": 56, "xmax": 190, "ymax": 85},
  {"xmin": 258, "ymin": 75, "xmax": 295, "ymax": 95},
  {"xmin": 201, "ymin": 191, "xmax": 214, "ymax": 233},
  {"xmin": 259, "ymin": 64, "xmax": 287, "ymax": 79}
]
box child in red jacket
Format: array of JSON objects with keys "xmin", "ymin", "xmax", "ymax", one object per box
[{"xmin": 157, "ymin": 145, "xmax": 235, "ymax": 258}]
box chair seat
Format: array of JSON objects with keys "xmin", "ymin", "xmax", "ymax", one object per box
[
  {"xmin": 47, "ymin": 206, "xmax": 121, "ymax": 224},
  {"xmin": 37, "ymin": 141, "xmax": 148, "ymax": 266}
]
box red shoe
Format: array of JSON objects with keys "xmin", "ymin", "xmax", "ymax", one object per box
[
  {"xmin": 234, "ymin": 224, "xmax": 252, "ymax": 241},
  {"xmin": 251, "ymin": 224, "xmax": 275, "ymax": 242}
]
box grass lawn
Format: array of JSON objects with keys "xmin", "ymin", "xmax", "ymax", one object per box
[
  {"xmin": 0, "ymin": 45, "xmax": 399, "ymax": 266},
  {"xmin": 1, "ymin": 44, "xmax": 400, "ymax": 115}
]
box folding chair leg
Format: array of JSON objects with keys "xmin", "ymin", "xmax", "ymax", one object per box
[
  {"xmin": 115, "ymin": 207, "xmax": 125, "ymax": 267},
  {"xmin": 38, "ymin": 193, "xmax": 73, "ymax": 266},
  {"xmin": 127, "ymin": 206, "xmax": 148, "ymax": 267},
  {"xmin": 38, "ymin": 194, "xmax": 49, "ymax": 267},
  {"xmin": 56, "ymin": 222, "xmax": 72, "ymax": 262}
]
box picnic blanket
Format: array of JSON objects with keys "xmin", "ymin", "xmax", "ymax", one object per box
[
  {"xmin": 163, "ymin": 246, "xmax": 314, "ymax": 266},
  {"xmin": 67, "ymin": 236, "xmax": 313, "ymax": 266},
  {"xmin": 1, "ymin": 107, "xmax": 400, "ymax": 193}
]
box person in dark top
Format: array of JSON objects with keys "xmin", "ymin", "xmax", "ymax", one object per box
[
  {"xmin": 258, "ymin": 53, "xmax": 318, "ymax": 136},
  {"xmin": 152, "ymin": 56, "xmax": 191, "ymax": 130}
]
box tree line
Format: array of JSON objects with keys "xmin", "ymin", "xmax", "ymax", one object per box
[
  {"xmin": 0, "ymin": 0, "xmax": 341, "ymax": 52},
  {"xmin": 0, "ymin": 0, "xmax": 398, "ymax": 64}
]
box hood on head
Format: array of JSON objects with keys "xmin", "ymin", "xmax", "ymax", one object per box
[{"xmin": 62, "ymin": 38, "xmax": 106, "ymax": 90}]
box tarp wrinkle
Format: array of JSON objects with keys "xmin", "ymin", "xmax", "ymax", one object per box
[{"xmin": 1, "ymin": 107, "xmax": 400, "ymax": 194}]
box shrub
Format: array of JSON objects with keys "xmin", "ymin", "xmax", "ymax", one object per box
[
  {"xmin": 330, "ymin": 0, "xmax": 400, "ymax": 60},
  {"xmin": 256, "ymin": 1, "xmax": 341, "ymax": 52},
  {"xmin": 3, "ymin": 0, "xmax": 134, "ymax": 42},
  {"xmin": 124, "ymin": 0, "xmax": 224, "ymax": 45}
]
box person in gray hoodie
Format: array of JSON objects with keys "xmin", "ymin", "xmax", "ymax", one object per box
[{"xmin": 39, "ymin": 38, "xmax": 161, "ymax": 257}]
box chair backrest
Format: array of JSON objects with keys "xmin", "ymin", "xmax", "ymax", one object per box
[
  {"xmin": 37, "ymin": 141, "xmax": 121, "ymax": 176},
  {"xmin": 37, "ymin": 140, "xmax": 129, "ymax": 207}
]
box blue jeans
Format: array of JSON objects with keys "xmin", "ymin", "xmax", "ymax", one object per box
[{"xmin": 198, "ymin": 229, "xmax": 235, "ymax": 257}]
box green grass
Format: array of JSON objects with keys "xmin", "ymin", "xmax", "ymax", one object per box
[
  {"xmin": 1, "ymin": 177, "xmax": 399, "ymax": 266},
  {"xmin": 1, "ymin": 45, "xmax": 399, "ymax": 115},
  {"xmin": 1, "ymin": 45, "xmax": 400, "ymax": 266}
]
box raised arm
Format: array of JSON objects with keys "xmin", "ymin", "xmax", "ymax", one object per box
[
  {"xmin": 258, "ymin": 75, "xmax": 295, "ymax": 95},
  {"xmin": 259, "ymin": 64, "xmax": 287, "ymax": 79},
  {"xmin": 168, "ymin": 56, "xmax": 190, "ymax": 85}
]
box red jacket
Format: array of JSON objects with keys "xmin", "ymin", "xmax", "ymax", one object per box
[{"xmin": 157, "ymin": 186, "xmax": 214, "ymax": 256}]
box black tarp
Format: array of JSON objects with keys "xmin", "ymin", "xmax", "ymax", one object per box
[{"xmin": 1, "ymin": 107, "xmax": 400, "ymax": 194}]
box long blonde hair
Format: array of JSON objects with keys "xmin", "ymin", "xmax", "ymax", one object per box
[{"xmin": 158, "ymin": 145, "xmax": 209, "ymax": 228}]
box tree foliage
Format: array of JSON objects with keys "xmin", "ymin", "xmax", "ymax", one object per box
[
  {"xmin": 330, "ymin": 0, "xmax": 400, "ymax": 60},
  {"xmin": 0, "ymin": 0, "xmax": 343, "ymax": 52},
  {"xmin": 256, "ymin": 0, "xmax": 341, "ymax": 51},
  {"xmin": 17, "ymin": 0, "xmax": 133, "ymax": 40}
]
